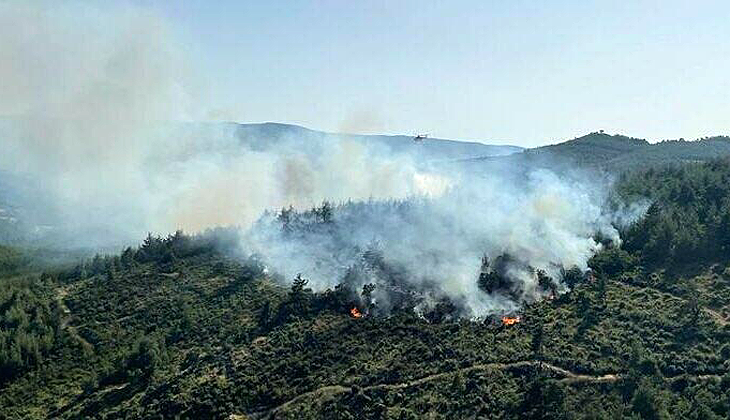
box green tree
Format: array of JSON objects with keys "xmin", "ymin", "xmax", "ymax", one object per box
[
  {"xmin": 537, "ymin": 269, "xmax": 557, "ymax": 296},
  {"xmin": 631, "ymin": 379, "xmax": 668, "ymax": 420},
  {"xmin": 257, "ymin": 300, "xmax": 271, "ymax": 332}
]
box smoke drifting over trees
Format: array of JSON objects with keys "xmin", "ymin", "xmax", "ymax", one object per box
[
  {"xmin": 0, "ymin": 2, "xmax": 644, "ymax": 316},
  {"xmin": 242, "ymin": 168, "xmax": 643, "ymax": 317},
  {"xmin": 0, "ymin": 3, "xmax": 446, "ymax": 243}
]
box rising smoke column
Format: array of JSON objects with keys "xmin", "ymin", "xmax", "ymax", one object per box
[
  {"xmin": 0, "ymin": 2, "xmax": 644, "ymax": 317},
  {"xmin": 241, "ymin": 164, "xmax": 638, "ymax": 317},
  {"xmin": 0, "ymin": 2, "xmax": 452, "ymax": 247}
]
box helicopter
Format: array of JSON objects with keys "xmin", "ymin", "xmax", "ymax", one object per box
[{"xmin": 413, "ymin": 133, "xmax": 429, "ymax": 142}]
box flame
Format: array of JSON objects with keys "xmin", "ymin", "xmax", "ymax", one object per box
[
  {"xmin": 350, "ymin": 307, "xmax": 362, "ymax": 318},
  {"xmin": 501, "ymin": 316, "xmax": 521, "ymax": 326}
]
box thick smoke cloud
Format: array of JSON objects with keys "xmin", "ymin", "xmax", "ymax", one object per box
[
  {"xmin": 0, "ymin": 2, "xmax": 643, "ymax": 316},
  {"xmin": 0, "ymin": 2, "xmax": 445, "ymax": 246},
  {"xmin": 0, "ymin": 2, "xmax": 192, "ymax": 246},
  {"xmin": 242, "ymin": 167, "xmax": 638, "ymax": 317}
]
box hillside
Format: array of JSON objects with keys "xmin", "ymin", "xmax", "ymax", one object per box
[
  {"xmin": 3, "ymin": 125, "xmax": 730, "ymax": 418},
  {"xmin": 463, "ymin": 132, "xmax": 730, "ymax": 175},
  {"xmin": 234, "ymin": 122, "xmax": 523, "ymax": 161},
  {"xmin": 531, "ymin": 132, "xmax": 650, "ymax": 167},
  {"xmin": 534, "ymin": 132, "xmax": 730, "ymax": 172},
  {"xmin": 2, "ymin": 159, "xmax": 730, "ymax": 418},
  {"xmin": 5, "ymin": 2, "xmax": 730, "ymax": 418},
  {"xmin": 0, "ymin": 121, "xmax": 521, "ymax": 247}
]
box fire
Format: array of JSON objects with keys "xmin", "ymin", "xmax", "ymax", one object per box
[
  {"xmin": 501, "ymin": 316, "xmax": 521, "ymax": 326},
  {"xmin": 350, "ymin": 307, "xmax": 362, "ymax": 318}
]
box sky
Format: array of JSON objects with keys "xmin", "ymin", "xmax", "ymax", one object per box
[{"xmin": 40, "ymin": 1, "xmax": 730, "ymax": 146}]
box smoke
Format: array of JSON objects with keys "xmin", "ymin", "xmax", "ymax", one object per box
[
  {"xmin": 0, "ymin": 1, "xmax": 194, "ymax": 246},
  {"xmin": 241, "ymin": 166, "xmax": 636, "ymax": 317},
  {"xmin": 0, "ymin": 2, "xmax": 448, "ymax": 247},
  {"xmin": 150, "ymin": 125, "xmax": 446, "ymax": 232},
  {"xmin": 0, "ymin": 2, "xmax": 643, "ymax": 316}
]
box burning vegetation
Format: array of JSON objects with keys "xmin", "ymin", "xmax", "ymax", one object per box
[
  {"xmin": 350, "ymin": 307, "xmax": 363, "ymax": 318},
  {"xmin": 501, "ymin": 316, "xmax": 521, "ymax": 326}
]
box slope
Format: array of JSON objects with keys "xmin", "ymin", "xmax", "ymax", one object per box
[
  {"xmin": 234, "ymin": 122, "xmax": 523, "ymax": 161},
  {"xmin": 462, "ymin": 132, "xmax": 730, "ymax": 175}
]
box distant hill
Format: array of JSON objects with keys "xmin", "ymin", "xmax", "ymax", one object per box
[
  {"xmin": 610, "ymin": 136, "xmax": 730, "ymax": 172},
  {"xmin": 531, "ymin": 132, "xmax": 650, "ymax": 167},
  {"xmin": 0, "ymin": 121, "xmax": 521, "ymax": 245},
  {"xmin": 233, "ymin": 122, "xmax": 523, "ymax": 161},
  {"xmin": 462, "ymin": 132, "xmax": 730, "ymax": 174}
]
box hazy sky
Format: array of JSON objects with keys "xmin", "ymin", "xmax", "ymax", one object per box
[{"xmin": 137, "ymin": 1, "xmax": 728, "ymax": 146}]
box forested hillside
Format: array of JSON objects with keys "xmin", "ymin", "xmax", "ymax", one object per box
[
  {"xmin": 4, "ymin": 1, "xmax": 730, "ymax": 418},
  {"xmin": 1, "ymin": 158, "xmax": 730, "ymax": 419},
  {"xmin": 618, "ymin": 159, "xmax": 730, "ymax": 268},
  {"xmin": 465, "ymin": 132, "xmax": 730, "ymax": 175}
]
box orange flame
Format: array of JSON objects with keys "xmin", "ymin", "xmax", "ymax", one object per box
[
  {"xmin": 350, "ymin": 307, "xmax": 362, "ymax": 318},
  {"xmin": 501, "ymin": 316, "xmax": 521, "ymax": 326}
]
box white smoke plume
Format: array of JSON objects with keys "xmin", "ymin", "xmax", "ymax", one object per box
[
  {"xmin": 0, "ymin": 2, "xmax": 445, "ymax": 246},
  {"xmin": 0, "ymin": 2, "xmax": 642, "ymax": 316},
  {"xmin": 241, "ymin": 166, "xmax": 629, "ymax": 317}
]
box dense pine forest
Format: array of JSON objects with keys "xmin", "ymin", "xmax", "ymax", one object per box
[
  {"xmin": 0, "ymin": 153, "xmax": 729, "ymax": 419},
  {"xmin": 5, "ymin": 0, "xmax": 730, "ymax": 417}
]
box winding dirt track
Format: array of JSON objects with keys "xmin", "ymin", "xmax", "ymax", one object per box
[
  {"xmin": 56, "ymin": 286, "xmax": 94, "ymax": 352},
  {"xmin": 703, "ymin": 308, "xmax": 729, "ymax": 326},
  {"xmin": 248, "ymin": 360, "xmax": 620, "ymax": 419},
  {"xmin": 247, "ymin": 358, "xmax": 727, "ymax": 419}
]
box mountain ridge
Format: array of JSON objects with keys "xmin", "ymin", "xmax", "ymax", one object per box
[
  {"xmin": 231, "ymin": 121, "xmax": 524, "ymax": 161},
  {"xmin": 462, "ymin": 131, "xmax": 730, "ymax": 173},
  {"xmin": 234, "ymin": 123, "xmax": 730, "ymax": 172}
]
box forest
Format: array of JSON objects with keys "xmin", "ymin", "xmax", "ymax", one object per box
[
  {"xmin": 0, "ymin": 157, "xmax": 730, "ymax": 419},
  {"xmin": 4, "ymin": 1, "xmax": 730, "ymax": 418}
]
